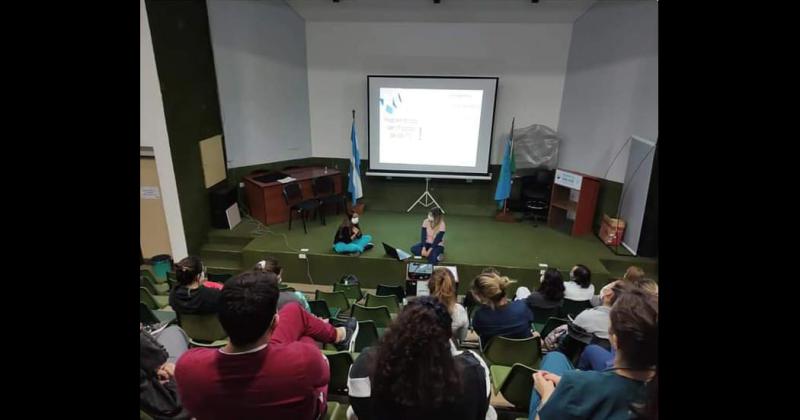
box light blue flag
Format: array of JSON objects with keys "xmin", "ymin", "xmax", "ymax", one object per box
[
  {"xmin": 494, "ymin": 137, "xmax": 513, "ymax": 208},
  {"xmin": 348, "ymin": 120, "xmax": 363, "ymax": 205}
]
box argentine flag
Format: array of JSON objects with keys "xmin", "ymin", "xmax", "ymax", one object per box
[{"xmin": 348, "ymin": 120, "xmax": 363, "ymax": 205}]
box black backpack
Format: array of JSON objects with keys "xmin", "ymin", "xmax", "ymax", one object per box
[{"xmin": 339, "ymin": 274, "xmax": 359, "ymax": 286}]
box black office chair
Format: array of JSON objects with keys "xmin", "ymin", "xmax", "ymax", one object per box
[
  {"xmin": 283, "ymin": 182, "xmax": 323, "ymax": 233},
  {"xmin": 312, "ymin": 176, "xmax": 345, "ymax": 224},
  {"xmin": 520, "ymin": 168, "xmax": 555, "ymax": 225}
]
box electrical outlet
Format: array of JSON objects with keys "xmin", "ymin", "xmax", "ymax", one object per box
[{"xmin": 298, "ymin": 253, "xmax": 307, "ymax": 259}]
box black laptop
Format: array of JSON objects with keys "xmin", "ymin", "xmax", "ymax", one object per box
[{"xmin": 382, "ymin": 242, "xmax": 413, "ymax": 261}]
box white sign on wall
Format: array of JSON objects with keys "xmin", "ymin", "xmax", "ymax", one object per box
[
  {"xmin": 554, "ymin": 169, "xmax": 583, "ymax": 190},
  {"xmin": 141, "ymin": 186, "xmax": 161, "ymax": 199}
]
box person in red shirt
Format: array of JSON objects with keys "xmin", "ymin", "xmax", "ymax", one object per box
[{"xmin": 175, "ymin": 270, "xmax": 357, "ymax": 420}]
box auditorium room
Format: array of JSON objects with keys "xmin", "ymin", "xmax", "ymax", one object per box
[{"xmin": 140, "ymin": 1, "xmax": 658, "ymax": 419}]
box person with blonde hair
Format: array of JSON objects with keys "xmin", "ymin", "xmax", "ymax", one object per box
[
  {"xmin": 623, "ymin": 266, "xmax": 646, "ymax": 285},
  {"xmin": 470, "ymin": 272, "xmax": 534, "ymax": 348},
  {"xmin": 429, "ymin": 267, "xmax": 469, "ymax": 345},
  {"xmin": 638, "ymin": 278, "xmax": 658, "ymax": 296}
]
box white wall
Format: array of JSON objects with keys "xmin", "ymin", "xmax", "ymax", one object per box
[
  {"xmin": 207, "ymin": 0, "xmax": 312, "ymax": 168},
  {"xmin": 556, "ymin": 1, "xmax": 658, "ymax": 183},
  {"xmin": 141, "ymin": 0, "xmax": 188, "ymax": 260},
  {"xmin": 306, "ymin": 22, "xmax": 572, "ymax": 164}
]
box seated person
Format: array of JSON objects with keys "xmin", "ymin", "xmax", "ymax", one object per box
[
  {"xmin": 470, "ymin": 272, "xmax": 534, "ymax": 348},
  {"xmin": 429, "ymin": 267, "xmax": 469, "ymax": 346},
  {"xmin": 411, "ymin": 207, "xmax": 446, "ymax": 263},
  {"xmin": 573, "ymin": 280, "xmax": 627, "ymax": 341},
  {"xmin": 576, "ymin": 344, "xmax": 614, "ymax": 372},
  {"xmin": 347, "ymin": 296, "xmax": 496, "ymax": 420},
  {"xmin": 463, "ymin": 267, "xmax": 501, "ymax": 316},
  {"xmin": 638, "ymin": 278, "xmax": 658, "ymax": 296},
  {"xmin": 252, "ymin": 257, "xmax": 310, "ymax": 312},
  {"xmin": 518, "ymin": 268, "xmax": 565, "ymax": 313},
  {"xmin": 563, "ymin": 264, "xmax": 595, "ymax": 302},
  {"xmin": 528, "ymin": 289, "xmax": 657, "ymax": 420},
  {"xmin": 175, "ymin": 271, "xmax": 358, "ymax": 420},
  {"xmin": 333, "ymin": 213, "xmax": 374, "ymax": 255},
  {"xmin": 169, "ymin": 256, "xmax": 222, "ymax": 315},
  {"xmin": 622, "ymin": 265, "xmax": 646, "ymax": 286},
  {"xmin": 140, "ymin": 324, "xmax": 191, "ymax": 419}
]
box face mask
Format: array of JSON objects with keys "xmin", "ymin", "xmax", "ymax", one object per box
[
  {"xmin": 427, "ymin": 215, "xmax": 434, "ymax": 222},
  {"xmin": 351, "ymin": 217, "xmax": 359, "ymax": 225}
]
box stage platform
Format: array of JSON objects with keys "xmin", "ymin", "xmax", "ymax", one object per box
[{"xmin": 201, "ymin": 210, "xmax": 657, "ymax": 295}]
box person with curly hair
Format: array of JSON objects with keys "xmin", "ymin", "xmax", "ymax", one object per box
[{"xmin": 347, "ymin": 296, "xmax": 496, "ymax": 420}]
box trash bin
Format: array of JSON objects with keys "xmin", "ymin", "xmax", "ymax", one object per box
[{"xmin": 150, "ymin": 254, "xmax": 172, "ymax": 280}]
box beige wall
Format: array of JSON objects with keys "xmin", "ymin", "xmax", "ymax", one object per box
[{"xmin": 141, "ymin": 157, "xmax": 172, "ymax": 257}]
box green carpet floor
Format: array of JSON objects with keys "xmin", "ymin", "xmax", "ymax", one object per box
[{"xmin": 205, "ymin": 210, "xmax": 656, "ymax": 293}]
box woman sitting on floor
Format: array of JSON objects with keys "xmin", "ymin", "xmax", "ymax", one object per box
[
  {"xmin": 411, "ymin": 207, "xmax": 446, "ymax": 263},
  {"xmin": 332, "ymin": 213, "xmax": 374, "ymax": 255}
]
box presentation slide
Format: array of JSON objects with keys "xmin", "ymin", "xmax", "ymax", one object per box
[
  {"xmin": 378, "ymin": 88, "xmax": 483, "ymax": 167},
  {"xmin": 368, "ymin": 76, "xmax": 498, "ymax": 178}
]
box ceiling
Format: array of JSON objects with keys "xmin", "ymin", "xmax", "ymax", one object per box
[{"xmin": 285, "ymin": 0, "xmax": 600, "ymax": 23}]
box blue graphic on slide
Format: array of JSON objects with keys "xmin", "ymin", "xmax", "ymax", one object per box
[{"xmin": 380, "ymin": 92, "xmax": 403, "ymax": 115}]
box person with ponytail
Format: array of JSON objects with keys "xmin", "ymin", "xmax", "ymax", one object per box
[
  {"xmin": 470, "ymin": 272, "xmax": 534, "ymax": 348},
  {"xmin": 168, "ymin": 256, "xmax": 222, "ymax": 315},
  {"xmin": 429, "ymin": 267, "xmax": 469, "ymax": 346},
  {"xmin": 411, "ymin": 207, "xmax": 446, "ymax": 263},
  {"xmin": 528, "ymin": 288, "xmax": 657, "ymax": 420},
  {"xmin": 347, "ymin": 296, "xmax": 495, "ymax": 420},
  {"xmin": 252, "ymin": 257, "xmax": 310, "ymax": 312}
]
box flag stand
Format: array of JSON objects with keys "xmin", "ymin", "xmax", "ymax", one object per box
[{"xmin": 494, "ymin": 197, "xmax": 518, "ymax": 222}]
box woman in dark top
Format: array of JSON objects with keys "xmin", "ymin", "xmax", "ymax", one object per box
[
  {"xmin": 168, "ymin": 256, "xmax": 221, "ymax": 315},
  {"xmin": 332, "ymin": 213, "xmax": 374, "ymax": 255},
  {"xmin": 471, "ymin": 272, "xmax": 534, "ymax": 348},
  {"xmin": 528, "ymin": 288, "xmax": 658, "ymax": 420},
  {"xmin": 347, "ymin": 296, "xmax": 494, "ymax": 420},
  {"xmin": 525, "ymin": 268, "xmax": 565, "ymax": 311}
]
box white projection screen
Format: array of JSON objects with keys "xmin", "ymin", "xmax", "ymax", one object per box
[{"xmin": 367, "ymin": 76, "xmax": 498, "ymax": 179}]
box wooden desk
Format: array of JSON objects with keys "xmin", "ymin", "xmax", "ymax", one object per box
[
  {"xmin": 548, "ymin": 168, "xmax": 600, "ymax": 236},
  {"xmin": 244, "ymin": 167, "xmax": 343, "ymax": 225}
]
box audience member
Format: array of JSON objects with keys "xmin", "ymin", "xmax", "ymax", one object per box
[
  {"xmin": 622, "ymin": 265, "xmax": 646, "ymax": 286},
  {"xmin": 429, "ymin": 267, "xmax": 469, "ymax": 345},
  {"xmin": 471, "ymin": 272, "xmax": 533, "ymax": 347},
  {"xmin": 528, "ymin": 289, "xmax": 657, "ymax": 420},
  {"xmin": 168, "ymin": 256, "xmax": 222, "ymax": 315},
  {"xmin": 175, "ymin": 271, "xmax": 358, "ymax": 420},
  {"xmin": 563, "ymin": 264, "xmax": 594, "ymax": 301},
  {"xmin": 140, "ymin": 324, "xmax": 192, "ymax": 419},
  {"xmin": 520, "ymin": 268, "xmax": 565, "ymax": 313},
  {"xmin": 572, "ymin": 280, "xmax": 627, "ymax": 341},
  {"xmin": 347, "ymin": 296, "xmax": 496, "ymax": 420},
  {"xmin": 252, "ymin": 257, "xmax": 310, "ymax": 311}
]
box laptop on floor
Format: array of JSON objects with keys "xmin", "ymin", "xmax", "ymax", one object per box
[{"xmin": 382, "ymin": 242, "xmax": 412, "ymax": 261}]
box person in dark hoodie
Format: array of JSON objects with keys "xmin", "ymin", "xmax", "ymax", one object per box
[{"xmin": 168, "ymin": 256, "xmax": 221, "ymax": 315}]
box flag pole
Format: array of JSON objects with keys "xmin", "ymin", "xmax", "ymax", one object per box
[{"xmin": 503, "ymin": 117, "xmax": 516, "ymax": 214}]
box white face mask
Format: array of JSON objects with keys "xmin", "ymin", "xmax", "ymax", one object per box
[
  {"xmin": 351, "ymin": 217, "xmax": 359, "ymax": 225},
  {"xmin": 427, "ymin": 214, "xmax": 434, "ymax": 222}
]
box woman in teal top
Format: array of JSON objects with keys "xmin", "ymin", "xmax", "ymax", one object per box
[{"xmin": 529, "ymin": 287, "xmax": 658, "ymax": 420}]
